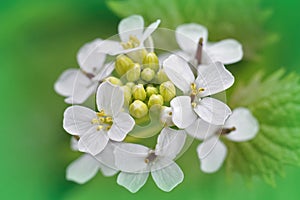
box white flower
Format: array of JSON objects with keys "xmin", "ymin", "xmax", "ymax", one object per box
[
  {"xmin": 114, "ymin": 127, "xmax": 186, "ymax": 193},
  {"xmin": 163, "ymin": 54, "xmax": 234, "ymax": 129},
  {"xmin": 175, "ymin": 23, "xmax": 243, "ymax": 65},
  {"xmin": 66, "ymin": 141, "xmax": 118, "ymax": 184},
  {"xmin": 191, "ymin": 107, "xmax": 259, "ymax": 173},
  {"xmin": 63, "ymin": 81, "xmax": 135, "ymax": 155},
  {"xmin": 54, "ymin": 39, "xmax": 114, "ymax": 104},
  {"xmin": 98, "ymin": 15, "xmax": 161, "ymax": 56}
]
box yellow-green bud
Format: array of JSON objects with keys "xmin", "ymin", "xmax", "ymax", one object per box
[
  {"xmin": 132, "ymin": 84, "xmax": 146, "ymax": 101},
  {"xmin": 142, "ymin": 52, "xmax": 159, "ymax": 72},
  {"xmin": 126, "ymin": 82, "xmax": 135, "ymax": 88},
  {"xmin": 105, "ymin": 76, "xmax": 123, "ymax": 86},
  {"xmin": 115, "ymin": 54, "xmax": 134, "ymax": 76},
  {"xmin": 159, "ymin": 81, "xmax": 176, "ymax": 102},
  {"xmin": 126, "ymin": 63, "xmax": 141, "ymax": 82},
  {"xmin": 129, "ymin": 100, "xmax": 148, "ymax": 118},
  {"xmin": 146, "ymin": 85, "xmax": 158, "ymax": 97},
  {"xmin": 148, "ymin": 94, "xmax": 164, "ymax": 108},
  {"xmin": 156, "ymin": 69, "xmax": 169, "ymax": 83},
  {"xmin": 121, "ymin": 85, "xmax": 132, "ymax": 105},
  {"xmin": 141, "ymin": 68, "xmax": 155, "ymax": 82}
]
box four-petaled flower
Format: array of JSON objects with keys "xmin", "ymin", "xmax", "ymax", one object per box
[
  {"xmin": 55, "ymin": 39, "xmax": 114, "ymax": 104},
  {"xmin": 175, "ymin": 23, "xmax": 243, "ymax": 65},
  {"xmin": 193, "ymin": 107, "xmax": 259, "ymax": 173},
  {"xmin": 63, "ymin": 81, "xmax": 135, "ymax": 155},
  {"xmin": 163, "ymin": 54, "xmax": 234, "ymax": 133},
  {"xmin": 114, "ymin": 127, "xmax": 186, "ymax": 193}
]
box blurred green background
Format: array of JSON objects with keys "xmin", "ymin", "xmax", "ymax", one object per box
[{"xmin": 1, "ymin": 0, "xmax": 299, "ymax": 199}]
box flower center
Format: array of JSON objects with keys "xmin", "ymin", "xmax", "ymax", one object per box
[
  {"xmin": 121, "ymin": 35, "xmax": 141, "ymax": 49},
  {"xmin": 91, "ymin": 110, "xmax": 113, "ymax": 131},
  {"xmin": 190, "ymin": 83, "xmax": 205, "ymax": 107},
  {"xmin": 144, "ymin": 151, "xmax": 157, "ymax": 164}
]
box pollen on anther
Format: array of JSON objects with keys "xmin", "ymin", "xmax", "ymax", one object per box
[{"xmin": 97, "ymin": 125, "xmax": 103, "ymax": 131}]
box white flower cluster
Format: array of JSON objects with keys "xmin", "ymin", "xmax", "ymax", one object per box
[{"xmin": 55, "ymin": 15, "xmax": 259, "ymax": 193}]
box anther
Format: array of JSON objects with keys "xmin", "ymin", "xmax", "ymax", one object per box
[
  {"xmin": 97, "ymin": 125, "xmax": 103, "ymax": 131},
  {"xmin": 196, "ymin": 37, "xmax": 203, "ymax": 65}
]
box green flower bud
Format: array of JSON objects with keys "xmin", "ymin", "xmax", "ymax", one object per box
[
  {"xmin": 129, "ymin": 100, "xmax": 148, "ymax": 118},
  {"xmin": 142, "ymin": 52, "xmax": 159, "ymax": 72},
  {"xmin": 146, "ymin": 85, "xmax": 158, "ymax": 97},
  {"xmin": 105, "ymin": 76, "xmax": 123, "ymax": 86},
  {"xmin": 148, "ymin": 94, "xmax": 164, "ymax": 108},
  {"xmin": 121, "ymin": 85, "xmax": 132, "ymax": 105},
  {"xmin": 141, "ymin": 68, "xmax": 155, "ymax": 82},
  {"xmin": 132, "ymin": 84, "xmax": 146, "ymax": 101},
  {"xmin": 115, "ymin": 54, "xmax": 134, "ymax": 76},
  {"xmin": 126, "ymin": 82, "xmax": 135, "ymax": 89},
  {"xmin": 156, "ymin": 69, "xmax": 169, "ymax": 83},
  {"xmin": 159, "ymin": 81, "xmax": 176, "ymax": 102},
  {"xmin": 126, "ymin": 63, "xmax": 141, "ymax": 82}
]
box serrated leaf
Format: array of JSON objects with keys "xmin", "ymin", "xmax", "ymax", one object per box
[
  {"xmin": 226, "ymin": 70, "xmax": 300, "ymax": 186},
  {"xmin": 106, "ymin": 0, "xmax": 276, "ymax": 60}
]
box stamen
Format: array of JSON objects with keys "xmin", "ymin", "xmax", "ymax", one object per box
[
  {"xmin": 191, "ymin": 102, "xmax": 197, "ymax": 108},
  {"xmin": 220, "ymin": 127, "xmax": 236, "ymax": 135},
  {"xmin": 99, "ymin": 117, "xmax": 105, "ymax": 123},
  {"xmin": 144, "ymin": 151, "xmax": 157, "ymax": 163},
  {"xmin": 91, "ymin": 118, "xmax": 99, "ymax": 124},
  {"xmin": 97, "ymin": 125, "xmax": 103, "ymax": 131},
  {"xmin": 198, "ymin": 88, "xmax": 205, "ymax": 92},
  {"xmin": 168, "ymin": 112, "xmax": 172, "ymax": 116},
  {"xmin": 105, "ymin": 117, "xmax": 113, "ymax": 123},
  {"xmin": 190, "ymin": 83, "xmax": 197, "ymax": 91},
  {"xmin": 97, "ymin": 110, "xmax": 106, "ymax": 117},
  {"xmin": 106, "ymin": 126, "xmax": 111, "ymax": 131},
  {"xmin": 195, "ymin": 37, "xmax": 203, "ymax": 65}
]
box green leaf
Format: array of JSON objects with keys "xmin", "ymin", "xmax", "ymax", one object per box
[
  {"xmin": 106, "ymin": 0, "xmax": 277, "ymax": 60},
  {"xmin": 226, "ymin": 70, "xmax": 300, "ymax": 186}
]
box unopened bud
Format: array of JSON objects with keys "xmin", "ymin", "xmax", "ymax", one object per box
[
  {"xmin": 115, "ymin": 54, "xmax": 134, "ymax": 76},
  {"xmin": 121, "ymin": 85, "xmax": 132, "ymax": 105},
  {"xmin": 105, "ymin": 76, "xmax": 123, "ymax": 86},
  {"xmin": 126, "ymin": 63, "xmax": 141, "ymax": 82},
  {"xmin": 146, "ymin": 85, "xmax": 158, "ymax": 97},
  {"xmin": 132, "ymin": 84, "xmax": 146, "ymax": 101},
  {"xmin": 156, "ymin": 69, "xmax": 169, "ymax": 83},
  {"xmin": 148, "ymin": 94, "xmax": 164, "ymax": 108},
  {"xmin": 129, "ymin": 100, "xmax": 148, "ymax": 119},
  {"xmin": 126, "ymin": 82, "xmax": 135, "ymax": 88},
  {"xmin": 159, "ymin": 81, "xmax": 176, "ymax": 102},
  {"xmin": 141, "ymin": 68, "xmax": 155, "ymax": 82},
  {"xmin": 143, "ymin": 52, "xmax": 159, "ymax": 72}
]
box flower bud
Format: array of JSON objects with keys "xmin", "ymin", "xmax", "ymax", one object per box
[
  {"xmin": 160, "ymin": 106, "xmax": 174, "ymax": 126},
  {"xmin": 126, "ymin": 82, "xmax": 135, "ymax": 89},
  {"xmin": 156, "ymin": 69, "xmax": 169, "ymax": 83},
  {"xmin": 129, "ymin": 100, "xmax": 148, "ymax": 118},
  {"xmin": 105, "ymin": 76, "xmax": 123, "ymax": 86},
  {"xmin": 126, "ymin": 63, "xmax": 141, "ymax": 82},
  {"xmin": 132, "ymin": 84, "xmax": 146, "ymax": 101},
  {"xmin": 121, "ymin": 85, "xmax": 132, "ymax": 105},
  {"xmin": 148, "ymin": 94, "xmax": 164, "ymax": 108},
  {"xmin": 142, "ymin": 52, "xmax": 159, "ymax": 72},
  {"xmin": 141, "ymin": 68, "xmax": 155, "ymax": 82},
  {"xmin": 146, "ymin": 85, "xmax": 158, "ymax": 97},
  {"xmin": 159, "ymin": 81, "xmax": 176, "ymax": 102},
  {"xmin": 115, "ymin": 54, "xmax": 134, "ymax": 76}
]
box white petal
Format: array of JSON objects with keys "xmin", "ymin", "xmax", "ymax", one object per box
[
  {"xmin": 185, "ymin": 118, "xmax": 221, "ymax": 140},
  {"xmin": 225, "ymin": 107, "xmax": 259, "ymax": 142},
  {"xmin": 70, "ymin": 137, "xmax": 79, "ymax": 151},
  {"xmin": 65, "ymin": 81, "xmax": 98, "ymax": 105},
  {"xmin": 176, "ymin": 23, "xmax": 208, "ymax": 55},
  {"xmin": 96, "ymin": 82, "xmax": 124, "ymax": 116},
  {"xmin": 92, "ymin": 62, "xmax": 115, "ymax": 82},
  {"xmin": 163, "ymin": 55, "xmax": 195, "ymax": 94},
  {"xmin": 194, "ymin": 97, "xmax": 231, "ymax": 125},
  {"xmin": 155, "ymin": 128, "xmax": 186, "ymax": 159},
  {"xmin": 98, "ymin": 162, "xmax": 118, "ymax": 177},
  {"xmin": 151, "ymin": 161, "xmax": 184, "ymax": 192},
  {"xmin": 108, "ymin": 112, "xmax": 135, "ymax": 141},
  {"xmin": 195, "ymin": 62, "xmax": 234, "ymax": 96},
  {"xmin": 66, "ymin": 154, "xmax": 100, "ymax": 184},
  {"xmin": 78, "ymin": 128, "xmax": 109, "ymax": 156},
  {"xmin": 197, "ymin": 137, "xmax": 227, "ymax": 173},
  {"xmin": 118, "ymin": 15, "xmax": 144, "ymax": 42},
  {"xmin": 95, "ymin": 39, "xmax": 124, "ymax": 55},
  {"xmin": 63, "ymin": 106, "xmax": 96, "ymax": 136},
  {"xmin": 77, "ymin": 39, "xmax": 106, "ymax": 74},
  {"xmin": 54, "ymin": 69, "xmax": 79, "ymax": 96},
  {"xmin": 141, "ymin": 19, "xmax": 161, "ymax": 42},
  {"xmin": 170, "ymin": 96, "xmax": 197, "ymax": 129},
  {"xmin": 117, "ymin": 172, "xmax": 149, "ymax": 193},
  {"xmin": 207, "ymin": 39, "xmax": 243, "ymax": 64},
  {"xmin": 114, "ymin": 143, "xmax": 149, "ymax": 173},
  {"xmin": 94, "ymin": 141, "xmax": 118, "ymax": 171}
]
